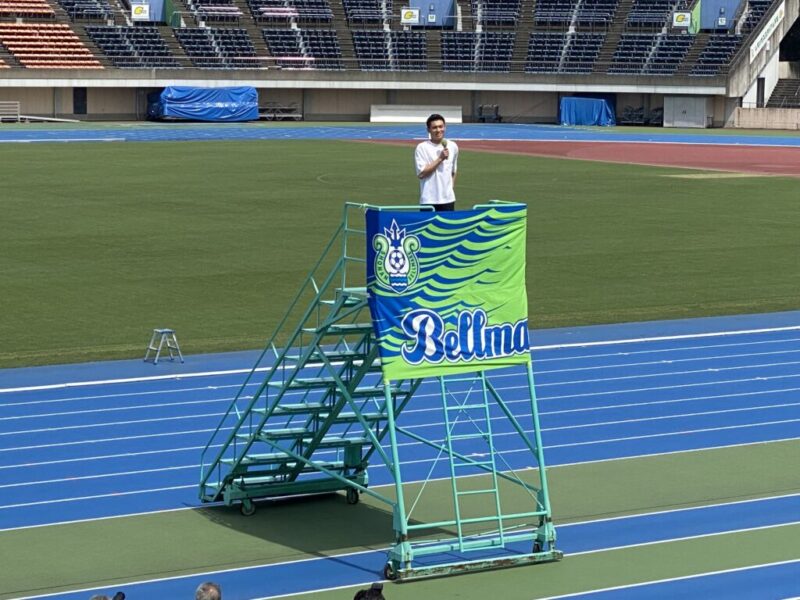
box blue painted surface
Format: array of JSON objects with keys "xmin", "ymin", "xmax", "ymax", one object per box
[
  {"xmin": 2, "ymin": 122, "xmax": 800, "ymax": 147},
  {"xmin": 545, "ymin": 560, "xmax": 800, "ymax": 600},
  {"xmin": 18, "ymin": 496, "xmax": 800, "ymax": 600},
  {"xmin": 2, "ymin": 313, "xmax": 800, "ymax": 598}
]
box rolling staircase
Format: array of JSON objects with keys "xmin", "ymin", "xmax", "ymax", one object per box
[{"xmin": 200, "ymin": 202, "xmax": 561, "ymax": 580}]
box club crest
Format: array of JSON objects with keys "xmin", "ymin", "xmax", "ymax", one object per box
[{"xmin": 373, "ymin": 220, "xmax": 420, "ymax": 293}]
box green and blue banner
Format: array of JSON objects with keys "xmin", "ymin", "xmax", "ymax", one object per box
[{"xmin": 366, "ymin": 205, "xmax": 530, "ymax": 381}]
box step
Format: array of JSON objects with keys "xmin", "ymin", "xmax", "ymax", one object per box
[
  {"xmin": 252, "ymin": 402, "xmax": 326, "ymax": 416},
  {"xmin": 303, "ymin": 323, "xmax": 374, "ymax": 336},
  {"xmin": 316, "ymin": 435, "xmax": 370, "ymax": 448},
  {"xmin": 221, "ymin": 452, "xmax": 289, "ymax": 466},
  {"xmin": 267, "ymin": 377, "xmax": 336, "ymax": 390},
  {"xmin": 321, "ymin": 411, "xmax": 385, "ymax": 423},
  {"xmin": 349, "ymin": 385, "xmax": 400, "ymax": 398},
  {"xmin": 284, "ymin": 349, "xmax": 369, "ymax": 363}
]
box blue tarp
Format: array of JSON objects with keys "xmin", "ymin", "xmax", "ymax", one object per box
[
  {"xmin": 147, "ymin": 86, "xmax": 259, "ymax": 122},
  {"xmin": 559, "ymin": 97, "xmax": 616, "ymax": 127}
]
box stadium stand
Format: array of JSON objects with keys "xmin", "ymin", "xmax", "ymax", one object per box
[
  {"xmin": 442, "ymin": 31, "xmax": 514, "ymax": 73},
  {"xmin": 249, "ymin": 0, "xmax": 332, "ymax": 23},
  {"xmin": 342, "ymin": 0, "xmax": 386, "ymax": 24},
  {"xmin": 85, "ymin": 25, "xmax": 180, "ymax": 68},
  {"xmin": 525, "ymin": 31, "xmax": 565, "ymax": 73},
  {"xmin": 188, "ymin": 0, "xmax": 244, "ymax": 24},
  {"xmin": 575, "ymin": 0, "xmax": 617, "ymax": 28},
  {"xmin": 56, "ymin": 0, "xmax": 113, "ymax": 21},
  {"xmin": 0, "ymin": 22, "xmax": 103, "ymax": 68},
  {"xmin": 0, "ymin": 0, "xmax": 54, "ymax": 19},
  {"xmin": 534, "ymin": 0, "xmax": 577, "ymax": 26},
  {"xmin": 472, "ymin": 0, "xmax": 520, "ymax": 27},
  {"xmin": 175, "ymin": 27, "xmax": 259, "ymax": 68},
  {"xmin": 689, "ymin": 33, "xmax": 741, "ymax": 76},
  {"xmin": 741, "ymin": 0, "xmax": 775, "ymax": 33},
  {"xmin": 627, "ymin": 0, "xmax": 678, "ymax": 29}
]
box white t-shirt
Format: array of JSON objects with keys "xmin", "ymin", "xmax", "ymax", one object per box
[{"xmin": 414, "ymin": 139, "xmax": 459, "ymax": 206}]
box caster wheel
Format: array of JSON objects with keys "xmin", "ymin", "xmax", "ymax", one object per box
[
  {"xmin": 346, "ymin": 487, "xmax": 360, "ymax": 505},
  {"xmin": 383, "ymin": 563, "xmax": 397, "ymax": 581},
  {"xmin": 240, "ymin": 500, "xmax": 256, "ymax": 516}
]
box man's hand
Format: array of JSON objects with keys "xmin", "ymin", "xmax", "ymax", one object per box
[{"xmin": 440, "ymin": 147, "xmax": 450, "ymax": 162}]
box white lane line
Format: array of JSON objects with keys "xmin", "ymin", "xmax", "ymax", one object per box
[
  {"xmin": 4, "ymin": 365, "xmax": 800, "ymax": 438},
  {"xmin": 538, "ymin": 349, "xmax": 800, "ymax": 375},
  {"xmin": 536, "ymin": 557, "xmax": 800, "ymax": 600},
  {"xmin": 2, "ymin": 375, "xmax": 799, "ymax": 454},
  {"xmin": 5, "ymin": 336, "xmax": 800, "ymax": 409},
  {"xmin": 3, "ymin": 418, "xmax": 799, "ymax": 497},
  {"xmin": 3, "ymin": 436, "xmax": 799, "ymax": 532},
  {"xmin": 532, "ymin": 325, "xmax": 800, "ymax": 351},
  {"xmin": 3, "ymin": 325, "xmax": 800, "ymax": 395},
  {"xmin": 6, "ymin": 398, "xmax": 800, "ymax": 487},
  {"xmin": 4, "ymin": 386, "xmax": 798, "ymax": 469},
  {"xmin": 7, "ymin": 346, "xmax": 800, "ymax": 418},
  {"xmin": 533, "ymin": 336, "xmax": 800, "ymax": 363}
]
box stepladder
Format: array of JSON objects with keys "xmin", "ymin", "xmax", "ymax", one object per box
[{"xmin": 144, "ymin": 328, "xmax": 183, "ymax": 364}]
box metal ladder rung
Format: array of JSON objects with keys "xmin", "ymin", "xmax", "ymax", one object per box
[
  {"xmin": 302, "ymin": 323, "xmax": 374, "ymax": 335},
  {"xmin": 445, "ymin": 403, "xmax": 489, "ymax": 411},
  {"xmin": 456, "ymin": 488, "xmax": 498, "ymax": 496},
  {"xmin": 256, "ymin": 402, "xmax": 326, "ymax": 415},
  {"xmin": 266, "ymin": 377, "xmax": 335, "ymax": 390},
  {"xmin": 258, "ymin": 428, "xmax": 310, "ymax": 440},
  {"xmin": 449, "ymin": 433, "xmax": 488, "ymax": 441}
]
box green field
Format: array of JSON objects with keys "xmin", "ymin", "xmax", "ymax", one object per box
[{"xmin": 1, "ymin": 139, "xmax": 799, "ymax": 368}]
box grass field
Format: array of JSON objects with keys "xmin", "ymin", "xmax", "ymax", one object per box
[{"xmin": 1, "ymin": 139, "xmax": 799, "ymax": 368}]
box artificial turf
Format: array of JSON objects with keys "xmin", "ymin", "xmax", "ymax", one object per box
[{"xmin": 1, "ymin": 139, "xmax": 798, "ymax": 368}]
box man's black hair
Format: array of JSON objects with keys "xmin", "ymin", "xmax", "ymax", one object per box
[
  {"xmin": 353, "ymin": 582, "xmax": 385, "ymax": 600},
  {"xmin": 426, "ymin": 113, "xmax": 445, "ymax": 129}
]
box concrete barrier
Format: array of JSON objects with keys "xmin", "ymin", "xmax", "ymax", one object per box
[
  {"xmin": 734, "ymin": 107, "xmax": 800, "ymax": 129},
  {"xmin": 370, "ymin": 105, "xmax": 463, "ymax": 124}
]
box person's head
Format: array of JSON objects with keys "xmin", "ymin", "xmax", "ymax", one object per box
[
  {"xmin": 426, "ymin": 114, "xmax": 446, "ymax": 144},
  {"xmin": 195, "ymin": 581, "xmax": 221, "ymax": 600},
  {"xmin": 353, "ymin": 582, "xmax": 385, "ymax": 600}
]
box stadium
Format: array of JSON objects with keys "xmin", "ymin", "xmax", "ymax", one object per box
[{"xmin": 2, "ymin": 1, "xmax": 800, "ymax": 600}]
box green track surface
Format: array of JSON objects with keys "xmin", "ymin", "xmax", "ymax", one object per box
[
  {"xmin": 2, "ymin": 441, "xmax": 798, "ymax": 599},
  {"xmin": 2, "ymin": 140, "xmax": 799, "ymax": 368}
]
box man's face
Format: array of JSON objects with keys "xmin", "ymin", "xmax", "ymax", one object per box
[{"xmin": 427, "ymin": 119, "xmax": 445, "ymax": 144}]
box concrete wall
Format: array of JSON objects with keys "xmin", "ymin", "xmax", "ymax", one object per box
[
  {"xmin": 734, "ymin": 106, "xmax": 800, "ymax": 128},
  {"xmin": 3, "ymin": 85, "xmax": 797, "ymax": 130}
]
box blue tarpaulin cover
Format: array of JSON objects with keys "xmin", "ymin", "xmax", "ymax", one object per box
[
  {"xmin": 147, "ymin": 86, "xmax": 259, "ymax": 122},
  {"xmin": 559, "ymin": 97, "xmax": 616, "ymax": 127}
]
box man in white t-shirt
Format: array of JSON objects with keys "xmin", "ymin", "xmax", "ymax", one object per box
[{"xmin": 414, "ymin": 113, "xmax": 459, "ymax": 211}]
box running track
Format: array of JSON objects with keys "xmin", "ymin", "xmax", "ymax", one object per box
[{"xmin": 2, "ymin": 311, "xmax": 800, "ymax": 599}]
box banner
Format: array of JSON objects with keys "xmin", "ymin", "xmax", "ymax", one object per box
[
  {"xmin": 672, "ymin": 11, "xmax": 691, "ymax": 28},
  {"xmin": 400, "ymin": 7, "xmax": 419, "ymax": 24},
  {"xmin": 366, "ymin": 205, "xmax": 530, "ymax": 381},
  {"xmin": 131, "ymin": 2, "xmax": 150, "ymax": 20}
]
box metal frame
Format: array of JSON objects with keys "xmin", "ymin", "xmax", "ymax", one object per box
[{"xmin": 198, "ymin": 202, "xmax": 561, "ymax": 578}]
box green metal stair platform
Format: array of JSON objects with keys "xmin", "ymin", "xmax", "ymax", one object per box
[{"xmin": 199, "ymin": 203, "xmax": 561, "ymax": 580}]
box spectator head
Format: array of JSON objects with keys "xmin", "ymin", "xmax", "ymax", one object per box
[
  {"xmin": 353, "ymin": 582, "xmax": 385, "ymax": 600},
  {"xmin": 195, "ymin": 581, "xmax": 222, "ymax": 600}
]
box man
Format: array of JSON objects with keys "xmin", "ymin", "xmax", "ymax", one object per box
[
  {"xmin": 415, "ymin": 113, "xmax": 459, "ymax": 211},
  {"xmin": 195, "ymin": 581, "xmax": 221, "ymax": 600}
]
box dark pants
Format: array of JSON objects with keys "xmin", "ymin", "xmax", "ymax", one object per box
[{"xmin": 433, "ymin": 202, "xmax": 455, "ymax": 212}]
